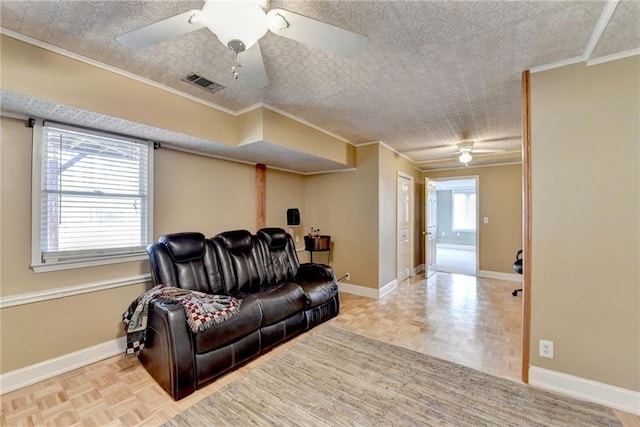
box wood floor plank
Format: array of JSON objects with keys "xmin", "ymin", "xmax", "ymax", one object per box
[{"xmin": 1, "ymin": 273, "xmax": 637, "ymax": 426}]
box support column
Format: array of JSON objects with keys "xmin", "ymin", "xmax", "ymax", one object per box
[
  {"xmin": 521, "ymin": 69, "xmax": 532, "ymax": 384},
  {"xmin": 256, "ymin": 163, "xmax": 266, "ymax": 230}
]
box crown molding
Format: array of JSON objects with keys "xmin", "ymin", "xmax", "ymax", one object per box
[
  {"xmin": 587, "ymin": 48, "xmax": 640, "ymax": 66},
  {"xmin": 583, "ymin": 0, "xmax": 619, "ymax": 61}
]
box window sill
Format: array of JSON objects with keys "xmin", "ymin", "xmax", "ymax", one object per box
[{"xmin": 31, "ymin": 253, "xmax": 148, "ymax": 273}]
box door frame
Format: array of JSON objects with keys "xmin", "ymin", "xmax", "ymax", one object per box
[
  {"xmin": 397, "ymin": 171, "xmax": 414, "ymax": 283},
  {"xmin": 427, "ymin": 175, "xmax": 480, "ymax": 276}
]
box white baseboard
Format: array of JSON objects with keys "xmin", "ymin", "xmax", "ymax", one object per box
[
  {"xmin": 529, "ymin": 366, "xmax": 640, "ymax": 415},
  {"xmin": 0, "ymin": 337, "xmax": 126, "ymax": 395},
  {"xmin": 477, "ymin": 270, "xmax": 523, "ymax": 282},
  {"xmin": 379, "ymin": 279, "xmax": 398, "ymax": 298},
  {"xmin": 340, "ymin": 278, "xmax": 398, "ymax": 299},
  {"xmin": 412, "ymin": 264, "xmax": 425, "ymax": 275}
]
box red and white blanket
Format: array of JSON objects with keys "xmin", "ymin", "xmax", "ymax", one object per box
[{"xmin": 122, "ymin": 285, "xmax": 241, "ymax": 356}]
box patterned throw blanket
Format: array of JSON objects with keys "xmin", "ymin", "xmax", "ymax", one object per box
[{"xmin": 122, "ymin": 285, "xmax": 241, "ymax": 356}]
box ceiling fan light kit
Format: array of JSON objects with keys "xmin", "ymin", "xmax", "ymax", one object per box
[
  {"xmin": 194, "ymin": 1, "xmax": 268, "ymax": 53},
  {"xmin": 459, "ymin": 150, "xmax": 473, "ymax": 165},
  {"xmin": 116, "ymin": 0, "xmax": 366, "ymax": 89}
]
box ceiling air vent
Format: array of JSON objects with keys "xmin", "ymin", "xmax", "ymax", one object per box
[{"xmin": 181, "ymin": 73, "xmax": 225, "ymax": 93}]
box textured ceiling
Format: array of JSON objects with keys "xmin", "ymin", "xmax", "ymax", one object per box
[{"xmin": 1, "ymin": 1, "xmax": 639, "ymax": 172}]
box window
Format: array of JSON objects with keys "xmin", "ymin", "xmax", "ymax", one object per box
[
  {"xmin": 452, "ymin": 191, "xmax": 476, "ymax": 231},
  {"xmin": 32, "ymin": 121, "xmax": 153, "ymax": 272}
]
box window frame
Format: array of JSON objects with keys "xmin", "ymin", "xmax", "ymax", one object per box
[
  {"xmin": 31, "ymin": 120, "xmax": 154, "ymax": 273},
  {"xmin": 451, "ymin": 190, "xmax": 477, "ymax": 232}
]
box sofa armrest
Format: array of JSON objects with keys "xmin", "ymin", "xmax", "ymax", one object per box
[
  {"xmin": 295, "ymin": 263, "xmax": 339, "ymax": 308},
  {"xmin": 138, "ymin": 298, "xmax": 196, "ymax": 400},
  {"xmin": 297, "ymin": 262, "xmax": 336, "ymax": 281}
]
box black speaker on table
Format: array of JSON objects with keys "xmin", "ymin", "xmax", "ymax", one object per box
[{"xmin": 287, "ymin": 208, "xmax": 300, "ymax": 226}]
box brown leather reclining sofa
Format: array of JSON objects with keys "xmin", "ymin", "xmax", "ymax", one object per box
[{"xmin": 142, "ymin": 227, "xmax": 339, "ymax": 400}]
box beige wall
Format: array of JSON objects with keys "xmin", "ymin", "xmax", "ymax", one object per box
[
  {"xmin": 530, "ymin": 57, "xmax": 639, "ymax": 391},
  {"xmin": 0, "ymin": 116, "xmax": 306, "ymax": 373},
  {"xmin": 265, "ymin": 168, "xmax": 306, "ymax": 236},
  {"xmin": 305, "ymin": 145, "xmax": 379, "ymax": 287},
  {"xmin": 424, "ymin": 164, "xmax": 523, "ymax": 273},
  {"xmin": 305, "ymin": 143, "xmax": 424, "ymax": 289},
  {"xmin": 154, "ymin": 149, "xmax": 256, "ymax": 237}
]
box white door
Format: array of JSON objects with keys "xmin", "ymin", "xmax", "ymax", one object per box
[
  {"xmin": 425, "ymin": 179, "xmax": 437, "ymax": 277},
  {"xmin": 397, "ymin": 175, "xmax": 412, "ymax": 283}
]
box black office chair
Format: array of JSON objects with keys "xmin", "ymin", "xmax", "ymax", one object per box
[{"xmin": 511, "ymin": 249, "xmax": 523, "ymax": 296}]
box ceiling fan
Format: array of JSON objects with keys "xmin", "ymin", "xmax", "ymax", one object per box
[
  {"xmin": 406, "ymin": 136, "xmax": 518, "ymax": 165},
  {"xmin": 116, "ymin": 0, "xmax": 367, "ymax": 90},
  {"xmin": 455, "ymin": 140, "xmax": 506, "ymax": 165}
]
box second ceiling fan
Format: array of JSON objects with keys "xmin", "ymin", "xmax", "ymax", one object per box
[{"xmin": 117, "ymin": 0, "xmax": 368, "ymax": 90}]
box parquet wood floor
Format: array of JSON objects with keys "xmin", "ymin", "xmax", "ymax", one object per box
[{"xmin": 1, "ymin": 273, "xmax": 637, "ymax": 426}]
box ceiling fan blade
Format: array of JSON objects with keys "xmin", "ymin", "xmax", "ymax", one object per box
[
  {"xmin": 267, "ymin": 8, "xmax": 367, "ymax": 58},
  {"xmin": 478, "ymin": 135, "xmax": 521, "ymax": 143},
  {"xmin": 472, "ymin": 148, "xmax": 507, "ymax": 153},
  {"xmin": 400, "ymin": 144, "xmax": 453, "ymax": 154},
  {"xmin": 116, "ymin": 10, "xmax": 204, "ymax": 49},
  {"xmin": 240, "ymin": 43, "xmax": 268, "ymax": 90}
]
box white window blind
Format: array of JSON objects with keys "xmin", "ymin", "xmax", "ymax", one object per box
[
  {"xmin": 452, "ymin": 191, "xmax": 476, "ymax": 231},
  {"xmin": 33, "ymin": 122, "xmax": 152, "ymax": 269}
]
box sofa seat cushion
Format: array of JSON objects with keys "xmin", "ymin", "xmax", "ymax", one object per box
[
  {"xmin": 237, "ymin": 282, "xmax": 305, "ymax": 326},
  {"xmin": 194, "ymin": 296, "xmax": 262, "ymax": 354}
]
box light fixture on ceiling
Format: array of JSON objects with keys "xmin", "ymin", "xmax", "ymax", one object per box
[
  {"xmin": 459, "ymin": 149, "xmax": 473, "ymax": 165},
  {"xmin": 191, "ymin": 0, "xmax": 270, "ymax": 79}
]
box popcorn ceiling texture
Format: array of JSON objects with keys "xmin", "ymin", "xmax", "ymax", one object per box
[{"xmin": 1, "ymin": 1, "xmax": 637, "ymax": 169}]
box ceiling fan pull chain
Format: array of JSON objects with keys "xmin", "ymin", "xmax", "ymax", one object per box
[{"xmin": 231, "ymin": 51, "xmax": 242, "ymax": 80}]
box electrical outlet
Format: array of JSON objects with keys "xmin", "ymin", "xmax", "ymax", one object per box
[
  {"xmin": 345, "ymin": 272, "xmax": 351, "ymax": 280},
  {"xmin": 539, "ymin": 340, "xmax": 554, "ymax": 359}
]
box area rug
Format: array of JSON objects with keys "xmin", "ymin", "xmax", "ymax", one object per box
[{"xmin": 164, "ymin": 326, "xmax": 620, "ymax": 426}]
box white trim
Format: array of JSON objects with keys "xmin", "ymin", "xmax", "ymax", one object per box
[
  {"xmin": 379, "ymin": 279, "xmax": 398, "ymax": 298},
  {"xmin": 418, "ymin": 160, "xmax": 522, "ymax": 172},
  {"xmin": 339, "ymin": 283, "xmax": 379, "ymax": 298},
  {"xmin": 0, "ymin": 28, "xmax": 236, "ymax": 116},
  {"xmin": 587, "ymin": 48, "xmax": 640, "ymax": 66},
  {"xmin": 31, "ymin": 253, "xmax": 149, "ymax": 273},
  {"xmin": 412, "ymin": 263, "xmax": 425, "ymax": 276},
  {"xmin": 380, "ymin": 141, "xmax": 415, "ymax": 163},
  {"xmin": 477, "ymin": 270, "xmax": 523, "ymax": 282},
  {"xmin": 0, "ymin": 337, "xmax": 126, "ymax": 395},
  {"xmin": 354, "ymin": 140, "xmax": 382, "ymax": 147},
  {"xmin": 583, "ymin": 0, "xmax": 619, "ymax": 61},
  {"xmin": 529, "ymin": 366, "xmax": 640, "ymax": 415},
  {"xmin": 0, "ymin": 274, "xmax": 151, "ymax": 308},
  {"xmin": 530, "ymin": 56, "xmax": 584, "ymax": 74},
  {"xmin": 339, "ymin": 278, "xmax": 398, "ymax": 299}
]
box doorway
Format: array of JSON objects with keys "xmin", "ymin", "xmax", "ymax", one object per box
[{"xmin": 425, "ymin": 177, "xmax": 479, "ymax": 276}]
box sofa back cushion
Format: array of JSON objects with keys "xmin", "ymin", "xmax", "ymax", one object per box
[
  {"xmin": 256, "ymin": 228, "xmax": 300, "ymax": 284},
  {"xmin": 213, "ymin": 230, "xmax": 267, "ymax": 294},
  {"xmin": 146, "ymin": 232, "xmax": 224, "ymax": 294}
]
